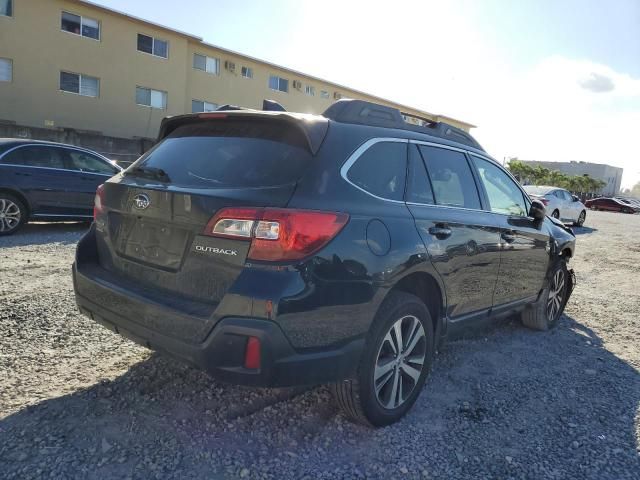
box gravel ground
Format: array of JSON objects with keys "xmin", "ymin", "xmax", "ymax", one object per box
[{"xmin": 0, "ymin": 212, "xmax": 639, "ymax": 479}]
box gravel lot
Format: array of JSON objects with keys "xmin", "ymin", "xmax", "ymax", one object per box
[{"xmin": 1, "ymin": 212, "xmax": 639, "ymax": 479}]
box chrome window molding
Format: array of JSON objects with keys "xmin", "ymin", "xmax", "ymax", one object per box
[
  {"xmin": 340, "ymin": 137, "xmax": 536, "ymax": 220},
  {"xmin": 340, "ymin": 137, "xmax": 408, "ymax": 204},
  {"xmin": 0, "ymin": 143, "xmax": 121, "ymax": 174},
  {"xmin": 467, "ymin": 152, "xmax": 533, "ymax": 218}
]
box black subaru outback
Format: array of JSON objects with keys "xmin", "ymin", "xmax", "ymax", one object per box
[{"xmin": 73, "ymin": 99, "xmax": 575, "ymax": 426}]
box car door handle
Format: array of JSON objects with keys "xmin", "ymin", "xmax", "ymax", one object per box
[
  {"xmin": 501, "ymin": 231, "xmax": 516, "ymax": 243},
  {"xmin": 15, "ymin": 172, "xmax": 32, "ymax": 177},
  {"xmin": 428, "ymin": 224, "xmax": 452, "ymax": 239}
]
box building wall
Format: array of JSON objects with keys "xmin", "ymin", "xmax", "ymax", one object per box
[
  {"xmin": 522, "ymin": 160, "xmax": 623, "ymax": 196},
  {"xmin": 0, "ymin": 0, "xmax": 474, "ymax": 147}
]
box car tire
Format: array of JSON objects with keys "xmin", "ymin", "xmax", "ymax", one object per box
[
  {"xmin": 551, "ymin": 209, "xmax": 560, "ymax": 219},
  {"xmin": 0, "ymin": 193, "xmax": 27, "ymax": 236},
  {"xmin": 521, "ymin": 260, "xmax": 570, "ymax": 331},
  {"xmin": 574, "ymin": 210, "xmax": 586, "ymax": 227},
  {"xmin": 331, "ymin": 291, "xmax": 435, "ymax": 427}
]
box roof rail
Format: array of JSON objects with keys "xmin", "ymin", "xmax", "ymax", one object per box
[{"xmin": 322, "ymin": 99, "xmax": 483, "ymax": 151}]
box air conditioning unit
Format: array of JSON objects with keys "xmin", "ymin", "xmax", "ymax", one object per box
[
  {"xmin": 224, "ymin": 61, "xmax": 236, "ymax": 72},
  {"xmin": 334, "ymin": 92, "xmax": 342, "ymax": 100},
  {"xmin": 293, "ymin": 80, "xmax": 302, "ymax": 90}
]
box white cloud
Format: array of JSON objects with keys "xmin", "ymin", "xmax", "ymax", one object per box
[
  {"xmin": 283, "ymin": 1, "xmax": 640, "ymax": 190},
  {"xmin": 467, "ymin": 57, "xmax": 640, "ymax": 189}
]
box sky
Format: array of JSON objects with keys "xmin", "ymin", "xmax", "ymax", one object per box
[{"xmin": 92, "ymin": 0, "xmax": 640, "ymax": 189}]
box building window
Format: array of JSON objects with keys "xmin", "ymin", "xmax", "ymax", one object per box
[
  {"xmin": 268, "ymin": 75, "xmax": 288, "ymax": 93},
  {"xmin": 320, "ymin": 90, "xmax": 329, "ymax": 99},
  {"xmin": 136, "ymin": 86, "xmax": 166, "ymax": 109},
  {"xmin": 192, "ymin": 100, "xmax": 218, "ymax": 113},
  {"xmin": 61, "ymin": 12, "xmax": 100, "ymax": 40},
  {"xmin": 137, "ymin": 34, "xmax": 168, "ymax": 58},
  {"xmin": 193, "ymin": 54, "xmax": 219, "ymax": 75},
  {"xmin": 0, "ymin": 58, "xmax": 12, "ymax": 82},
  {"xmin": 1, "ymin": 0, "xmax": 12, "ymax": 17},
  {"xmin": 60, "ymin": 71, "xmax": 99, "ymax": 97},
  {"xmin": 305, "ymin": 85, "xmax": 315, "ymax": 96},
  {"xmin": 241, "ymin": 66, "xmax": 253, "ymax": 79}
]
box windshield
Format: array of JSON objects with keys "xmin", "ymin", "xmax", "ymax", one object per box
[{"xmin": 133, "ymin": 120, "xmax": 313, "ymax": 188}]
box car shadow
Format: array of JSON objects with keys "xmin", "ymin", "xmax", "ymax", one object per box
[
  {"xmin": 572, "ymin": 225, "xmax": 598, "ymax": 235},
  {"xmin": 0, "ymin": 221, "xmax": 89, "ymax": 247},
  {"xmin": 0, "ymin": 315, "xmax": 638, "ymax": 479}
]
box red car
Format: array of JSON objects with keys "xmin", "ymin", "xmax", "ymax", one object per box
[{"xmin": 585, "ymin": 197, "xmax": 638, "ymax": 214}]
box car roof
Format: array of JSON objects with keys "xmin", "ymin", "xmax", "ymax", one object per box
[
  {"xmin": 523, "ymin": 185, "xmax": 559, "ymax": 193},
  {"xmin": 0, "ymin": 138, "xmax": 111, "ymax": 158}
]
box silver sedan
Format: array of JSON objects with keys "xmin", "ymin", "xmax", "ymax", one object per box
[{"xmin": 523, "ymin": 185, "xmax": 587, "ymax": 226}]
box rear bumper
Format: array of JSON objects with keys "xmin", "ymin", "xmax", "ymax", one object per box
[{"xmin": 73, "ymin": 245, "xmax": 363, "ymax": 388}]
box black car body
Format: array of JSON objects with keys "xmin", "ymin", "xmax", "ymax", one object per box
[
  {"xmin": 0, "ymin": 139, "xmax": 122, "ymax": 233},
  {"xmin": 73, "ymin": 100, "xmax": 576, "ymax": 425}
]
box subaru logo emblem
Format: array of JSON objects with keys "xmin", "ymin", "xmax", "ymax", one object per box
[{"xmin": 133, "ymin": 193, "xmax": 151, "ymax": 210}]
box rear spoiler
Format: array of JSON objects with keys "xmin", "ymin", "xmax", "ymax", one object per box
[{"xmin": 157, "ymin": 110, "xmax": 329, "ymax": 155}]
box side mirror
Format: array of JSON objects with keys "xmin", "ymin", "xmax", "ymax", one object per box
[
  {"xmin": 572, "ymin": 195, "xmax": 579, "ymax": 202},
  {"xmin": 529, "ymin": 200, "xmax": 546, "ymax": 221}
]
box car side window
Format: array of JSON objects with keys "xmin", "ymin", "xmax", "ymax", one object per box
[
  {"xmin": 405, "ymin": 144, "xmax": 434, "ymax": 204},
  {"xmin": 418, "ymin": 145, "xmax": 481, "ymax": 209},
  {"xmin": 347, "ymin": 141, "xmax": 407, "ymax": 201},
  {"xmin": 472, "ymin": 156, "xmax": 527, "ymax": 216},
  {"xmin": 66, "ymin": 150, "xmax": 117, "ymax": 174},
  {"xmin": 2, "ymin": 146, "xmax": 66, "ymax": 169}
]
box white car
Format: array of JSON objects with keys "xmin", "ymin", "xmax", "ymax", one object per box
[{"xmin": 523, "ymin": 185, "xmax": 587, "ymax": 226}]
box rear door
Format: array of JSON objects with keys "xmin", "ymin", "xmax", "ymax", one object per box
[
  {"xmin": 405, "ymin": 142, "xmax": 501, "ymax": 319},
  {"xmin": 0, "ymin": 145, "xmax": 75, "ymax": 215},
  {"xmin": 470, "ymin": 154, "xmax": 549, "ymax": 305},
  {"xmin": 63, "ymin": 148, "xmax": 120, "ymax": 216}
]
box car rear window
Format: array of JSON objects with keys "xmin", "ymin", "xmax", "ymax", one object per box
[{"xmin": 135, "ymin": 119, "xmax": 313, "ymax": 188}]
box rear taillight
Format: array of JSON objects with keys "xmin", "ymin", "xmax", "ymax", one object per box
[
  {"xmin": 540, "ymin": 197, "xmax": 550, "ymax": 206},
  {"xmin": 93, "ymin": 184, "xmax": 105, "ymax": 219},
  {"xmin": 204, "ymin": 207, "xmax": 349, "ymax": 261},
  {"xmin": 244, "ymin": 336, "xmax": 261, "ymax": 370}
]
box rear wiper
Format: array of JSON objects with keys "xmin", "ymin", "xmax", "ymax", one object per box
[{"xmin": 126, "ymin": 166, "xmax": 171, "ymax": 182}]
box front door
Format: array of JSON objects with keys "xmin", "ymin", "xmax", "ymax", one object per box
[
  {"xmin": 470, "ymin": 155, "xmax": 550, "ymax": 305},
  {"xmin": 405, "ymin": 143, "xmax": 501, "ymax": 318}
]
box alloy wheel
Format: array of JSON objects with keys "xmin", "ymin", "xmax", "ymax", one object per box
[
  {"xmin": 0, "ymin": 198, "xmax": 21, "ymax": 233},
  {"xmin": 578, "ymin": 211, "xmax": 585, "ymax": 226},
  {"xmin": 552, "ymin": 210, "xmax": 560, "ymax": 219},
  {"xmin": 546, "ymin": 269, "xmax": 565, "ymax": 321},
  {"xmin": 374, "ymin": 315, "xmax": 426, "ymax": 410}
]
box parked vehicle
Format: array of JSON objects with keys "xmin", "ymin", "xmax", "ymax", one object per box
[
  {"xmin": 614, "ymin": 196, "xmax": 640, "ymax": 209},
  {"xmin": 585, "ymin": 197, "xmax": 639, "ymax": 213},
  {"xmin": 73, "ymin": 99, "xmax": 576, "ymax": 426},
  {"xmin": 0, "ymin": 139, "xmax": 122, "ymax": 235},
  {"xmin": 522, "ymin": 185, "xmax": 587, "ymax": 226}
]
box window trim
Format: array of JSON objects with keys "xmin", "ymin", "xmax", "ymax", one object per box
[
  {"xmin": 137, "ymin": 33, "xmax": 169, "ymax": 59},
  {"xmin": 0, "ymin": 144, "xmax": 120, "ymax": 174},
  {"xmin": 241, "ymin": 66, "xmax": 253, "ymax": 79},
  {"xmin": 59, "ymin": 70, "xmax": 100, "ymax": 98},
  {"xmin": 60, "ymin": 10, "xmax": 101, "ymax": 41},
  {"xmin": 0, "ymin": 57, "xmax": 12, "ymax": 82},
  {"xmin": 0, "ymin": 0, "xmax": 12, "ymax": 17},
  {"xmin": 135, "ymin": 86, "xmax": 167, "ymax": 109},
  {"xmin": 468, "ymin": 152, "xmax": 532, "ymax": 218},
  {"xmin": 340, "ymin": 138, "xmax": 409, "ymax": 204},
  {"xmin": 191, "ymin": 99, "xmax": 218, "ymax": 113},
  {"xmin": 305, "ymin": 85, "xmax": 315, "ymax": 96},
  {"xmin": 268, "ymin": 75, "xmax": 289, "ymax": 93},
  {"xmin": 193, "ymin": 53, "xmax": 220, "ymax": 75}
]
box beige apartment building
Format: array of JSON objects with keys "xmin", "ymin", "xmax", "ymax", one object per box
[{"xmin": 0, "ymin": 0, "xmax": 474, "ymax": 149}]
